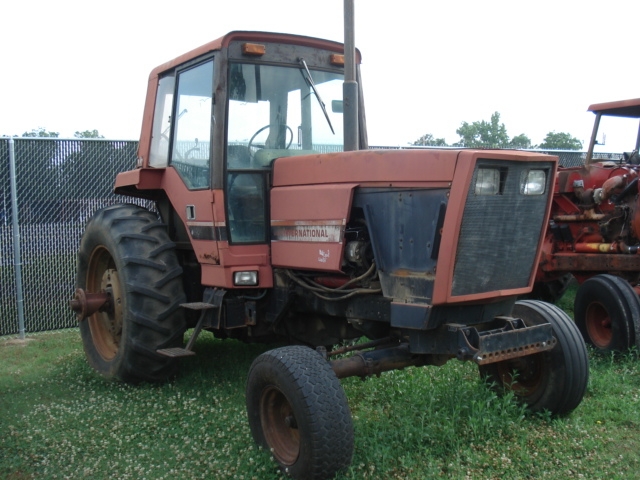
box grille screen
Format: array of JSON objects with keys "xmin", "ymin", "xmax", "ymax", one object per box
[{"xmin": 451, "ymin": 160, "xmax": 554, "ymax": 297}]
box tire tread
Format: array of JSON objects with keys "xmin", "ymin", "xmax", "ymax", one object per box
[{"xmin": 77, "ymin": 203, "xmax": 186, "ymax": 384}]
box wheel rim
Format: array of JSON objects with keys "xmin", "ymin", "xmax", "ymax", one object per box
[
  {"xmin": 259, "ymin": 386, "xmax": 300, "ymax": 466},
  {"xmin": 495, "ymin": 354, "xmax": 543, "ymax": 397},
  {"xmin": 585, "ymin": 301, "xmax": 612, "ymax": 348},
  {"xmin": 86, "ymin": 246, "xmax": 124, "ymax": 361}
]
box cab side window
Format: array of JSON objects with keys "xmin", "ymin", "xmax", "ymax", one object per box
[
  {"xmin": 149, "ymin": 75, "xmax": 175, "ymax": 167},
  {"xmin": 171, "ymin": 60, "xmax": 214, "ymax": 189}
]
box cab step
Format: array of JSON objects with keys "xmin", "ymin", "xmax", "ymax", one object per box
[
  {"xmin": 156, "ymin": 347, "xmax": 197, "ymax": 358},
  {"xmin": 180, "ymin": 302, "xmax": 217, "ymax": 311},
  {"xmin": 157, "ymin": 288, "xmax": 226, "ymax": 358}
]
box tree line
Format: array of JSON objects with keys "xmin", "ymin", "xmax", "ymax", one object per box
[
  {"xmin": 7, "ymin": 128, "xmax": 105, "ymax": 139},
  {"xmin": 6, "ymin": 121, "xmax": 583, "ymax": 150},
  {"xmin": 1, "ymin": 128, "xmax": 136, "ymax": 223},
  {"xmin": 412, "ymin": 112, "xmax": 583, "ymax": 150}
]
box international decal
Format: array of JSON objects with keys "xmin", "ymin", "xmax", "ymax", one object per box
[{"xmin": 271, "ymin": 224, "xmax": 343, "ymax": 243}]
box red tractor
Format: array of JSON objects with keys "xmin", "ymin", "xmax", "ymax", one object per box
[
  {"xmin": 534, "ymin": 98, "xmax": 640, "ymax": 353},
  {"xmin": 70, "ymin": 31, "xmax": 588, "ymax": 479}
]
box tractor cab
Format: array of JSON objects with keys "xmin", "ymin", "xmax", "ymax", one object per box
[
  {"xmin": 585, "ymin": 98, "xmax": 640, "ymax": 164},
  {"xmin": 115, "ymin": 31, "xmax": 366, "ymax": 289}
]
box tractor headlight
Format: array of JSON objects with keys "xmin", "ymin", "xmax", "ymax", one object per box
[
  {"xmin": 520, "ymin": 170, "xmax": 546, "ymax": 195},
  {"xmin": 234, "ymin": 271, "xmax": 258, "ymax": 286},
  {"xmin": 475, "ymin": 168, "xmax": 501, "ymax": 195}
]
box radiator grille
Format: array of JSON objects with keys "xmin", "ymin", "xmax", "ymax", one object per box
[{"xmin": 451, "ymin": 159, "xmax": 554, "ymax": 297}]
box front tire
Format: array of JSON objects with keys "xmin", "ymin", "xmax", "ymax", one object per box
[
  {"xmin": 246, "ymin": 346, "xmax": 354, "ymax": 479},
  {"xmin": 76, "ymin": 204, "xmax": 186, "ymax": 383},
  {"xmin": 480, "ymin": 300, "xmax": 588, "ymax": 415},
  {"xmin": 574, "ymin": 274, "xmax": 640, "ymax": 352}
]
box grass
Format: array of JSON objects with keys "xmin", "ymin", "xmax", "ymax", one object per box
[{"xmin": 1, "ymin": 294, "xmax": 640, "ymax": 479}]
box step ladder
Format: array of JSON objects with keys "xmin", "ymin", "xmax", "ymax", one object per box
[{"xmin": 157, "ymin": 288, "xmax": 225, "ymax": 358}]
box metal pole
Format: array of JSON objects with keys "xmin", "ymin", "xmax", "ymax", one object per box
[
  {"xmin": 343, "ymin": 0, "xmax": 359, "ymax": 151},
  {"xmin": 8, "ymin": 138, "xmax": 26, "ymax": 339},
  {"xmin": 585, "ymin": 113, "xmax": 601, "ymax": 166}
]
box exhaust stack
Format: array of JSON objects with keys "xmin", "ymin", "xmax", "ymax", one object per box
[{"xmin": 343, "ymin": 0, "xmax": 359, "ymax": 151}]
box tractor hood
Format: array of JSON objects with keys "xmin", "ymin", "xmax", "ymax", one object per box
[{"xmin": 272, "ymin": 149, "xmax": 458, "ymax": 187}]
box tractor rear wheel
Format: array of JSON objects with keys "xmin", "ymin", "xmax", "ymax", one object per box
[
  {"xmin": 480, "ymin": 300, "xmax": 588, "ymax": 415},
  {"xmin": 527, "ymin": 274, "xmax": 574, "ymax": 303},
  {"xmin": 246, "ymin": 345, "xmax": 354, "ymax": 479},
  {"xmin": 76, "ymin": 204, "xmax": 186, "ymax": 383},
  {"xmin": 574, "ymin": 274, "xmax": 640, "ymax": 352}
]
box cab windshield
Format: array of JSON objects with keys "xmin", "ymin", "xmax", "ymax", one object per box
[
  {"xmin": 225, "ymin": 63, "xmax": 344, "ymax": 244},
  {"xmin": 226, "ymin": 63, "xmax": 344, "ymax": 169}
]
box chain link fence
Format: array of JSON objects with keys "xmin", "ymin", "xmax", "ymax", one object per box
[
  {"xmin": 0, "ymin": 138, "xmax": 145, "ymax": 336},
  {"xmin": 538, "ymin": 150, "xmax": 623, "ymax": 167},
  {"xmin": 0, "ymin": 139, "xmax": 613, "ymax": 336}
]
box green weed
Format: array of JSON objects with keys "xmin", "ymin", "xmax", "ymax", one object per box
[{"xmin": 1, "ymin": 324, "xmax": 640, "ymax": 479}]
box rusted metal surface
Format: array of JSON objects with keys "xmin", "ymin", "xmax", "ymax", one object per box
[
  {"xmin": 553, "ymin": 211, "xmax": 606, "ymax": 222},
  {"xmin": 474, "ymin": 325, "xmax": 556, "ymax": 365},
  {"xmin": 573, "ymin": 243, "xmax": 617, "ymax": 253},
  {"xmin": 452, "ymin": 319, "xmax": 555, "ymax": 365},
  {"xmin": 331, "ymin": 344, "xmax": 423, "ymax": 379},
  {"xmin": 584, "ymin": 302, "xmax": 612, "ymax": 349},
  {"xmin": 538, "ymin": 146, "xmax": 640, "ymax": 285},
  {"xmin": 327, "ymin": 337, "xmax": 397, "ymax": 357},
  {"xmin": 542, "ymin": 252, "xmax": 640, "ymax": 272},
  {"xmin": 330, "ymin": 318, "xmax": 556, "ymax": 377},
  {"xmin": 69, "ymin": 288, "xmax": 109, "ymax": 321},
  {"xmin": 259, "ymin": 385, "xmax": 300, "ymax": 466}
]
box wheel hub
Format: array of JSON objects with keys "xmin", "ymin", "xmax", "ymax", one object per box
[
  {"xmin": 85, "ymin": 245, "xmax": 124, "ymax": 361},
  {"xmin": 585, "ymin": 302, "xmax": 612, "ymax": 348},
  {"xmin": 100, "ymin": 269, "xmax": 123, "ymax": 339},
  {"xmin": 496, "ymin": 354, "xmax": 543, "ymax": 396},
  {"xmin": 260, "ymin": 386, "xmax": 300, "ymax": 466}
]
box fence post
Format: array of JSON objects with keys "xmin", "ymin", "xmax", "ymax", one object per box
[{"xmin": 8, "ymin": 138, "xmax": 26, "ymax": 339}]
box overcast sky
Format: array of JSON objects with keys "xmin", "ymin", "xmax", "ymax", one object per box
[{"xmin": 2, "ymin": 0, "xmax": 638, "ymax": 151}]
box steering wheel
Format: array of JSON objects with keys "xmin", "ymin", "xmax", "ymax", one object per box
[
  {"xmin": 624, "ymin": 149, "xmax": 640, "ymax": 165},
  {"xmin": 248, "ymin": 124, "xmax": 293, "ymax": 156}
]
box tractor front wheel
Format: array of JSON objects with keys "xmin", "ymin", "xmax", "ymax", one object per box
[
  {"xmin": 246, "ymin": 346, "xmax": 354, "ymax": 479},
  {"xmin": 480, "ymin": 300, "xmax": 588, "ymax": 415},
  {"xmin": 76, "ymin": 204, "xmax": 186, "ymax": 383},
  {"xmin": 574, "ymin": 274, "xmax": 640, "ymax": 352}
]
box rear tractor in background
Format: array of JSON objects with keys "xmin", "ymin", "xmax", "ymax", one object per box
[{"xmin": 533, "ymin": 98, "xmax": 640, "ymax": 353}]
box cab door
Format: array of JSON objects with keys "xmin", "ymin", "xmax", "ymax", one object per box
[{"xmin": 163, "ymin": 57, "xmax": 220, "ymax": 265}]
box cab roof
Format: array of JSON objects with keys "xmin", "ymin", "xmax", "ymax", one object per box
[
  {"xmin": 149, "ymin": 30, "xmax": 356, "ymax": 80},
  {"xmin": 588, "ymin": 98, "xmax": 640, "ymax": 118}
]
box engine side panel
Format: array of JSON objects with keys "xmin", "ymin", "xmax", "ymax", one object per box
[{"xmin": 270, "ymin": 183, "xmax": 357, "ymax": 272}]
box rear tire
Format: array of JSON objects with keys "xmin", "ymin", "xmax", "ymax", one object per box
[
  {"xmin": 76, "ymin": 204, "xmax": 186, "ymax": 383},
  {"xmin": 574, "ymin": 274, "xmax": 640, "ymax": 352},
  {"xmin": 246, "ymin": 346, "xmax": 354, "ymax": 479},
  {"xmin": 528, "ymin": 274, "xmax": 574, "ymax": 303},
  {"xmin": 480, "ymin": 300, "xmax": 588, "ymax": 415}
]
